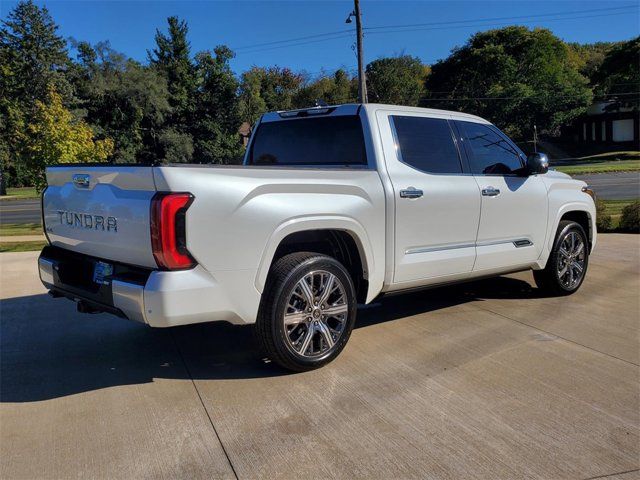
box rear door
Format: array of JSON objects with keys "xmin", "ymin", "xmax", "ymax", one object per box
[
  {"xmin": 43, "ymin": 166, "xmax": 158, "ymax": 268},
  {"xmin": 377, "ymin": 110, "xmax": 481, "ymax": 285},
  {"xmin": 455, "ymin": 120, "xmax": 548, "ymax": 271}
]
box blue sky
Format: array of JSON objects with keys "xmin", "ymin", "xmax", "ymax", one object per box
[{"xmin": 1, "ymin": 0, "xmax": 639, "ymax": 76}]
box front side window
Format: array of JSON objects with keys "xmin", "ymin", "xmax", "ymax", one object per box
[
  {"xmin": 248, "ymin": 115, "xmax": 367, "ymax": 166},
  {"xmin": 459, "ymin": 121, "xmax": 523, "ymax": 175},
  {"xmin": 391, "ymin": 116, "xmax": 462, "ymax": 174}
]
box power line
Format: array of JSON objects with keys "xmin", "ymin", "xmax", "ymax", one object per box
[
  {"xmin": 232, "ymin": 5, "xmax": 638, "ymax": 56},
  {"xmin": 364, "ymin": 5, "xmax": 637, "ymax": 31},
  {"xmin": 234, "ymin": 29, "xmax": 352, "ymax": 51},
  {"xmin": 365, "ymin": 11, "xmax": 637, "ymax": 37},
  {"xmin": 421, "ymin": 92, "xmax": 639, "ymax": 101},
  {"xmin": 234, "ymin": 33, "xmax": 354, "ymax": 56}
]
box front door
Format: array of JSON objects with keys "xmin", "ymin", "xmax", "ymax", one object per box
[
  {"xmin": 377, "ymin": 111, "xmax": 482, "ymax": 286},
  {"xmin": 455, "ymin": 120, "xmax": 548, "ymax": 271}
]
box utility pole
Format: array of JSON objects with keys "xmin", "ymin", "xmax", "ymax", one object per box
[{"xmin": 347, "ymin": 0, "xmax": 368, "ymax": 103}]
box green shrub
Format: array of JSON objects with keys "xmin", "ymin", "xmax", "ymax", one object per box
[
  {"xmin": 619, "ymin": 201, "xmax": 640, "ymax": 232},
  {"xmin": 595, "ymin": 199, "xmax": 612, "ymax": 231}
]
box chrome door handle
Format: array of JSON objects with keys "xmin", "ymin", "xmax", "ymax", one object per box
[
  {"xmin": 400, "ymin": 188, "xmax": 423, "ymax": 199},
  {"xmin": 482, "ymin": 187, "xmax": 501, "ymax": 197}
]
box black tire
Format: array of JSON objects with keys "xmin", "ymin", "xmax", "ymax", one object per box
[
  {"xmin": 533, "ymin": 220, "xmax": 589, "ymax": 296},
  {"xmin": 255, "ymin": 252, "xmax": 357, "ymax": 372}
]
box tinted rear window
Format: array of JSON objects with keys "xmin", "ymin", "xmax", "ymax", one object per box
[
  {"xmin": 248, "ymin": 116, "xmax": 367, "ymax": 166},
  {"xmin": 391, "ymin": 116, "xmax": 462, "ymax": 174}
]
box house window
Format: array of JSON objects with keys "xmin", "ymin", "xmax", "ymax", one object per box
[
  {"xmin": 612, "ymin": 119, "xmax": 634, "ymax": 142},
  {"xmin": 602, "ymin": 121, "xmax": 606, "ymax": 141}
]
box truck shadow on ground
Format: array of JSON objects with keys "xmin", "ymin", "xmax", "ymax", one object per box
[{"xmin": 1, "ymin": 275, "xmax": 544, "ymax": 402}]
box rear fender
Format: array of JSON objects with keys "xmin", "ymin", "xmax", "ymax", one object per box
[{"xmin": 255, "ymin": 216, "xmax": 382, "ymax": 303}]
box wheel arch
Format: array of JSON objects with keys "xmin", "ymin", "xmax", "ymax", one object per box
[
  {"xmin": 560, "ymin": 210, "xmax": 593, "ymax": 251},
  {"xmin": 255, "ymin": 216, "xmax": 380, "ymax": 303},
  {"xmin": 538, "ymin": 202, "xmax": 596, "ymax": 269}
]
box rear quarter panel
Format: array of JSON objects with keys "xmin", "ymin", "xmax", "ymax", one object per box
[{"xmin": 153, "ymin": 166, "xmax": 386, "ymax": 320}]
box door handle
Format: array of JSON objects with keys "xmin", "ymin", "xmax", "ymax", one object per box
[
  {"xmin": 482, "ymin": 187, "xmax": 501, "ymax": 197},
  {"xmin": 400, "ymin": 188, "xmax": 423, "ymax": 199}
]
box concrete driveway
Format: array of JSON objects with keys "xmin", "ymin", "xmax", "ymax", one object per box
[{"xmin": 1, "ymin": 235, "xmax": 638, "ymax": 479}]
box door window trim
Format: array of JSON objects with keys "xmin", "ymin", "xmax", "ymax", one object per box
[{"xmin": 389, "ymin": 115, "xmax": 466, "ymax": 176}]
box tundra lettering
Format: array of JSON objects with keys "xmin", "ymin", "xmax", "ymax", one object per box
[
  {"xmin": 39, "ymin": 103, "xmax": 596, "ymax": 371},
  {"xmin": 57, "ymin": 210, "xmax": 117, "ymax": 231}
]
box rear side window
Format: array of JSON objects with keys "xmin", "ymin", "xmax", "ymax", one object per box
[
  {"xmin": 391, "ymin": 116, "xmax": 462, "ymax": 174},
  {"xmin": 248, "ymin": 115, "xmax": 367, "ymax": 166},
  {"xmin": 458, "ymin": 121, "xmax": 524, "ymax": 175}
]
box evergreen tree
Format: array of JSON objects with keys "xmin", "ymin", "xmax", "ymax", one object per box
[{"xmin": 192, "ymin": 46, "xmax": 244, "ymax": 164}]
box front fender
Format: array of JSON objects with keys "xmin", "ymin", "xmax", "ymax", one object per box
[{"xmin": 537, "ymin": 200, "xmax": 596, "ymax": 269}]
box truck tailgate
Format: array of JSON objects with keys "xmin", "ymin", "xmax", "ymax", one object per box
[{"xmin": 43, "ymin": 166, "xmax": 158, "ymax": 268}]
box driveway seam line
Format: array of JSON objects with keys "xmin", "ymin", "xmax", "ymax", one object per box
[
  {"xmin": 582, "ymin": 467, "xmax": 640, "ymax": 480},
  {"xmin": 169, "ymin": 330, "xmax": 240, "ymax": 480},
  {"xmin": 476, "ymin": 305, "xmax": 639, "ymax": 367}
]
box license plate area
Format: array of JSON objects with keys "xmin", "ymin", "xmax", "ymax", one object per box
[{"xmin": 93, "ymin": 261, "xmax": 114, "ymax": 285}]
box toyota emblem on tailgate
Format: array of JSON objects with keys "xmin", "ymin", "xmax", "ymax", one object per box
[{"xmin": 73, "ymin": 174, "xmax": 90, "ymax": 188}]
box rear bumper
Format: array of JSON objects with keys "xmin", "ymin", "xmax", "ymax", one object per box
[{"xmin": 38, "ymin": 246, "xmax": 259, "ymax": 327}]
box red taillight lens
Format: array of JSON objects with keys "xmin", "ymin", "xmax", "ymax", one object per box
[{"xmin": 150, "ymin": 192, "xmax": 196, "ymax": 270}]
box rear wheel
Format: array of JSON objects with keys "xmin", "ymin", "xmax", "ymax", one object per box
[
  {"xmin": 255, "ymin": 252, "xmax": 357, "ymax": 371},
  {"xmin": 534, "ymin": 220, "xmax": 589, "ymax": 295}
]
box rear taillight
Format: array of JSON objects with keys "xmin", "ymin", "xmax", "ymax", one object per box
[{"xmin": 150, "ymin": 192, "xmax": 196, "ymax": 270}]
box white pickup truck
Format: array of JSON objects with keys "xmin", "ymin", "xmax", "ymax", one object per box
[{"xmin": 39, "ymin": 103, "xmax": 596, "ymax": 371}]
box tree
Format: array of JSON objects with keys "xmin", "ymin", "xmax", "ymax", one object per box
[
  {"xmin": 69, "ymin": 41, "xmax": 171, "ymax": 164},
  {"xmin": 0, "ymin": 0, "xmax": 73, "ymax": 186},
  {"xmin": 591, "ymin": 37, "xmax": 639, "ymax": 110},
  {"xmin": 425, "ymin": 27, "xmax": 593, "ymax": 139},
  {"xmin": 366, "ymin": 55, "xmax": 427, "ymax": 106},
  {"xmin": 148, "ymin": 16, "xmax": 196, "ymax": 127},
  {"xmin": 192, "ymin": 46, "xmax": 244, "ymax": 164},
  {"xmin": 567, "ymin": 41, "xmax": 616, "ymax": 81},
  {"xmin": 238, "ymin": 66, "xmax": 304, "ymax": 124},
  {"xmin": 22, "ymin": 85, "xmax": 113, "ymax": 190},
  {"xmin": 293, "ymin": 69, "xmax": 357, "ymax": 108},
  {"xmin": 148, "ymin": 16, "xmax": 197, "ymax": 162}
]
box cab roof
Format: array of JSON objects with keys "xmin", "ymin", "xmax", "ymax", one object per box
[{"xmin": 262, "ymin": 103, "xmax": 490, "ymax": 124}]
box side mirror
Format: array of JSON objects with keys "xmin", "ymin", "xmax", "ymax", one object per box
[{"xmin": 526, "ymin": 152, "xmax": 549, "ymax": 175}]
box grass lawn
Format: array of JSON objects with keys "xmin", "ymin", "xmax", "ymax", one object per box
[
  {"xmin": 0, "ymin": 223, "xmax": 43, "ymax": 237},
  {"xmin": 1, "ymin": 187, "xmax": 39, "ymax": 200},
  {"xmin": 556, "ymin": 160, "xmax": 640, "ymax": 175},
  {"xmin": 554, "ymin": 151, "xmax": 640, "ymax": 175},
  {"xmin": 0, "ymin": 240, "xmax": 47, "ymax": 253}
]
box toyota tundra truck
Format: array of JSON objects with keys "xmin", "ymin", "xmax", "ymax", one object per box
[{"xmin": 39, "ymin": 103, "xmax": 597, "ymax": 371}]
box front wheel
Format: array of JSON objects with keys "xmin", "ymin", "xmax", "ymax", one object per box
[
  {"xmin": 533, "ymin": 220, "xmax": 589, "ymax": 295},
  {"xmin": 255, "ymin": 252, "xmax": 357, "ymax": 372}
]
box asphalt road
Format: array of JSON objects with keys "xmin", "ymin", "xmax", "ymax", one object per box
[
  {"xmin": 0, "ymin": 199, "xmax": 41, "ymax": 225},
  {"xmin": 1, "ymin": 172, "xmax": 637, "ymax": 226},
  {"xmin": 574, "ymin": 172, "xmax": 640, "ymax": 200},
  {"xmin": 1, "ymin": 234, "xmax": 638, "ymax": 479}
]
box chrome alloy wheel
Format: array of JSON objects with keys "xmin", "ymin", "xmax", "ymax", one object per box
[
  {"xmin": 283, "ymin": 270, "xmax": 349, "ymax": 358},
  {"xmin": 556, "ymin": 230, "xmax": 586, "ymax": 289}
]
